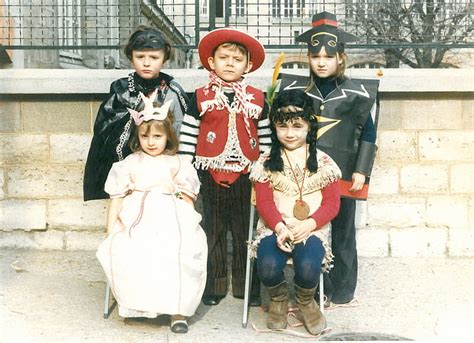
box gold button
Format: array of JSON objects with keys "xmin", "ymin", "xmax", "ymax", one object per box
[{"xmin": 320, "ymin": 105, "xmax": 325, "ymax": 111}]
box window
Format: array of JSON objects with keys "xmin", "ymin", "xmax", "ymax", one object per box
[
  {"xmin": 273, "ymin": 0, "xmax": 305, "ymax": 18},
  {"xmin": 235, "ymin": 0, "xmax": 245, "ymax": 17},
  {"xmin": 229, "ymin": 0, "xmax": 245, "ymax": 17},
  {"xmin": 216, "ymin": 0, "xmax": 224, "ymax": 18},
  {"xmin": 57, "ymin": 0, "xmax": 82, "ymax": 57},
  {"xmin": 350, "ymin": 62, "xmax": 384, "ymax": 69},
  {"xmin": 272, "ymin": 0, "xmax": 281, "ymax": 17},
  {"xmin": 282, "ymin": 61, "xmax": 307, "ymax": 69},
  {"xmin": 295, "ymin": 0, "xmax": 305, "ymax": 17},
  {"xmin": 201, "ymin": 0, "xmax": 208, "ymax": 16},
  {"xmin": 345, "ymin": 0, "xmax": 355, "ymax": 18}
]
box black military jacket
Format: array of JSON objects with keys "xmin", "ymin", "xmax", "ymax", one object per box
[{"xmin": 279, "ymin": 73, "xmax": 379, "ymax": 199}]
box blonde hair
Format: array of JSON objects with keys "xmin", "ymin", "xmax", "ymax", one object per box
[{"xmin": 129, "ymin": 113, "xmax": 178, "ymax": 155}]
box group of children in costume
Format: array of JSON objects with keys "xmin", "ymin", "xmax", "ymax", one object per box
[{"xmin": 85, "ymin": 11, "xmax": 379, "ymax": 336}]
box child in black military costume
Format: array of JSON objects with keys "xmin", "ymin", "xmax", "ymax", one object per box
[
  {"xmin": 83, "ymin": 25, "xmax": 188, "ymax": 201},
  {"xmin": 279, "ymin": 12, "xmax": 379, "ymax": 306}
]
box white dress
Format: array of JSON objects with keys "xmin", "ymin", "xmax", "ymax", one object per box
[{"xmin": 96, "ymin": 152, "xmax": 207, "ymax": 318}]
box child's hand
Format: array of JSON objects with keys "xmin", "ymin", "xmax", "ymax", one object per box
[
  {"xmin": 349, "ymin": 172, "xmax": 366, "ymax": 192},
  {"xmin": 291, "ymin": 218, "xmax": 317, "ymax": 244},
  {"xmin": 275, "ymin": 223, "xmax": 294, "ymax": 253}
]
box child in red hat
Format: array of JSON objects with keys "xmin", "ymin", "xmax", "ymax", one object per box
[{"xmin": 179, "ymin": 28, "xmax": 271, "ymax": 306}]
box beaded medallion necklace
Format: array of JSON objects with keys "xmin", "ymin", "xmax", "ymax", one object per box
[{"xmin": 283, "ymin": 146, "xmax": 310, "ymax": 220}]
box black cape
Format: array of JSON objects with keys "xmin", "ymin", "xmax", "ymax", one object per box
[{"xmin": 83, "ymin": 72, "xmax": 188, "ymax": 201}]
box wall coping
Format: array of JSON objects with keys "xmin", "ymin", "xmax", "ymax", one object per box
[{"xmin": 0, "ymin": 68, "xmax": 472, "ymax": 94}]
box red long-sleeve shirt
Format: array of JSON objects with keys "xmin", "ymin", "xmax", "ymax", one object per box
[{"xmin": 255, "ymin": 180, "xmax": 341, "ymax": 231}]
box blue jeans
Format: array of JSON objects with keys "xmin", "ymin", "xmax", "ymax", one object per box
[{"xmin": 256, "ymin": 234, "xmax": 325, "ymax": 289}]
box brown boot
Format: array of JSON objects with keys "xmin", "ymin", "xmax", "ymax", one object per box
[
  {"xmin": 266, "ymin": 281, "xmax": 289, "ymax": 330},
  {"xmin": 294, "ymin": 284, "xmax": 326, "ymax": 335}
]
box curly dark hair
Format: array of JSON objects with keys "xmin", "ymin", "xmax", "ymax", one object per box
[{"xmin": 265, "ymin": 89, "xmax": 319, "ymax": 173}]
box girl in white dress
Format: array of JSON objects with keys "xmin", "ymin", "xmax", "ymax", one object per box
[{"xmin": 96, "ymin": 91, "xmax": 207, "ymax": 334}]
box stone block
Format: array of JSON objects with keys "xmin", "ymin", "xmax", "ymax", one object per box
[
  {"xmin": 419, "ymin": 131, "xmax": 474, "ymax": 162},
  {"xmin": 1, "ymin": 199, "xmax": 47, "ymax": 230},
  {"xmin": 0, "ymin": 101, "xmax": 21, "ymax": 132},
  {"xmin": 0, "ymin": 169, "xmax": 4, "ymax": 199},
  {"xmin": 0, "ymin": 135, "xmax": 49, "ymax": 164},
  {"xmin": 402, "ymin": 96, "xmax": 463, "ymax": 130},
  {"xmin": 65, "ymin": 230, "xmax": 104, "ymax": 250},
  {"xmin": 462, "ymin": 97, "xmax": 473, "ymax": 130},
  {"xmin": 448, "ymin": 229, "xmax": 474, "ymax": 256},
  {"xmin": 7, "ymin": 165, "xmax": 83, "ymax": 198},
  {"xmin": 50, "ymin": 134, "xmax": 92, "ymax": 163},
  {"xmin": 400, "ymin": 164, "xmax": 448, "ymax": 194},
  {"xmin": 48, "ymin": 199, "xmax": 108, "ymax": 229},
  {"xmin": 377, "ymin": 98, "xmax": 402, "ymax": 130},
  {"xmin": 0, "ymin": 230, "xmax": 64, "ymax": 249},
  {"xmin": 377, "ymin": 131, "xmax": 417, "ymax": 162},
  {"xmin": 369, "ymin": 164, "xmax": 399, "ymax": 195},
  {"xmin": 32, "ymin": 230, "xmax": 65, "ymax": 249},
  {"xmin": 368, "ymin": 196, "xmax": 425, "ymax": 228},
  {"xmin": 450, "ymin": 164, "xmax": 474, "ymax": 194},
  {"xmin": 390, "ymin": 228, "xmax": 447, "ymax": 257},
  {"xmin": 426, "ymin": 196, "xmax": 470, "ymax": 229},
  {"xmin": 21, "ymin": 101, "xmax": 90, "ymax": 133},
  {"xmin": 357, "ymin": 228, "xmax": 389, "ymax": 257},
  {"xmin": 90, "ymin": 100, "xmax": 102, "ymax": 125},
  {"xmin": 469, "ymin": 197, "xmax": 474, "ymax": 229},
  {"xmin": 355, "ymin": 200, "xmax": 368, "ymax": 228}
]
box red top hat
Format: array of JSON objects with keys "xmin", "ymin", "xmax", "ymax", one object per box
[{"xmin": 198, "ymin": 28, "xmax": 265, "ymax": 73}]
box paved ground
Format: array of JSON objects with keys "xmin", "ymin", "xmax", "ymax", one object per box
[{"xmin": 1, "ymin": 248, "xmax": 472, "ymax": 342}]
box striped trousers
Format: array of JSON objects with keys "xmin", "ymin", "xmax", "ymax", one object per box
[{"xmin": 199, "ymin": 170, "xmax": 253, "ymax": 298}]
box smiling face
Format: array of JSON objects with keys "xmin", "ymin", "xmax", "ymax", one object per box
[
  {"xmin": 207, "ymin": 44, "xmax": 253, "ymax": 82},
  {"xmin": 308, "ymin": 46, "xmax": 341, "ymax": 79},
  {"xmin": 131, "ymin": 49, "xmax": 166, "ymax": 80},
  {"xmin": 275, "ymin": 117, "xmax": 310, "ymax": 151},
  {"xmin": 137, "ymin": 123, "xmax": 168, "ymax": 157}
]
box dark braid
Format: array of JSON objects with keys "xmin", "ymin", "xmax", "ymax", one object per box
[
  {"xmin": 264, "ymin": 89, "xmax": 319, "ymax": 173},
  {"xmin": 306, "ymin": 118, "xmax": 319, "ymax": 172},
  {"xmin": 264, "ymin": 125, "xmax": 285, "ymax": 171}
]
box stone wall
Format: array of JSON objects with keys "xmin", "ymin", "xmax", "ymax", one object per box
[{"xmin": 0, "ymin": 69, "xmax": 472, "ymax": 256}]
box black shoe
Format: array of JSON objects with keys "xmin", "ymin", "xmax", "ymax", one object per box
[
  {"xmin": 202, "ymin": 295, "xmax": 223, "ymax": 306},
  {"xmin": 233, "ymin": 294, "xmax": 262, "ymax": 307},
  {"xmin": 250, "ymin": 294, "xmax": 261, "ymax": 307},
  {"xmin": 170, "ymin": 318, "xmax": 188, "ymax": 334}
]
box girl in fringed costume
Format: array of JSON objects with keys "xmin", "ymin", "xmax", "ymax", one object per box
[
  {"xmin": 279, "ymin": 12, "xmax": 380, "ymax": 307},
  {"xmin": 250, "ymin": 89, "xmax": 341, "ymax": 336}
]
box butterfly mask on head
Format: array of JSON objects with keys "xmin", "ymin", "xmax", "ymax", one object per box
[{"xmin": 128, "ymin": 89, "xmax": 173, "ymax": 126}]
